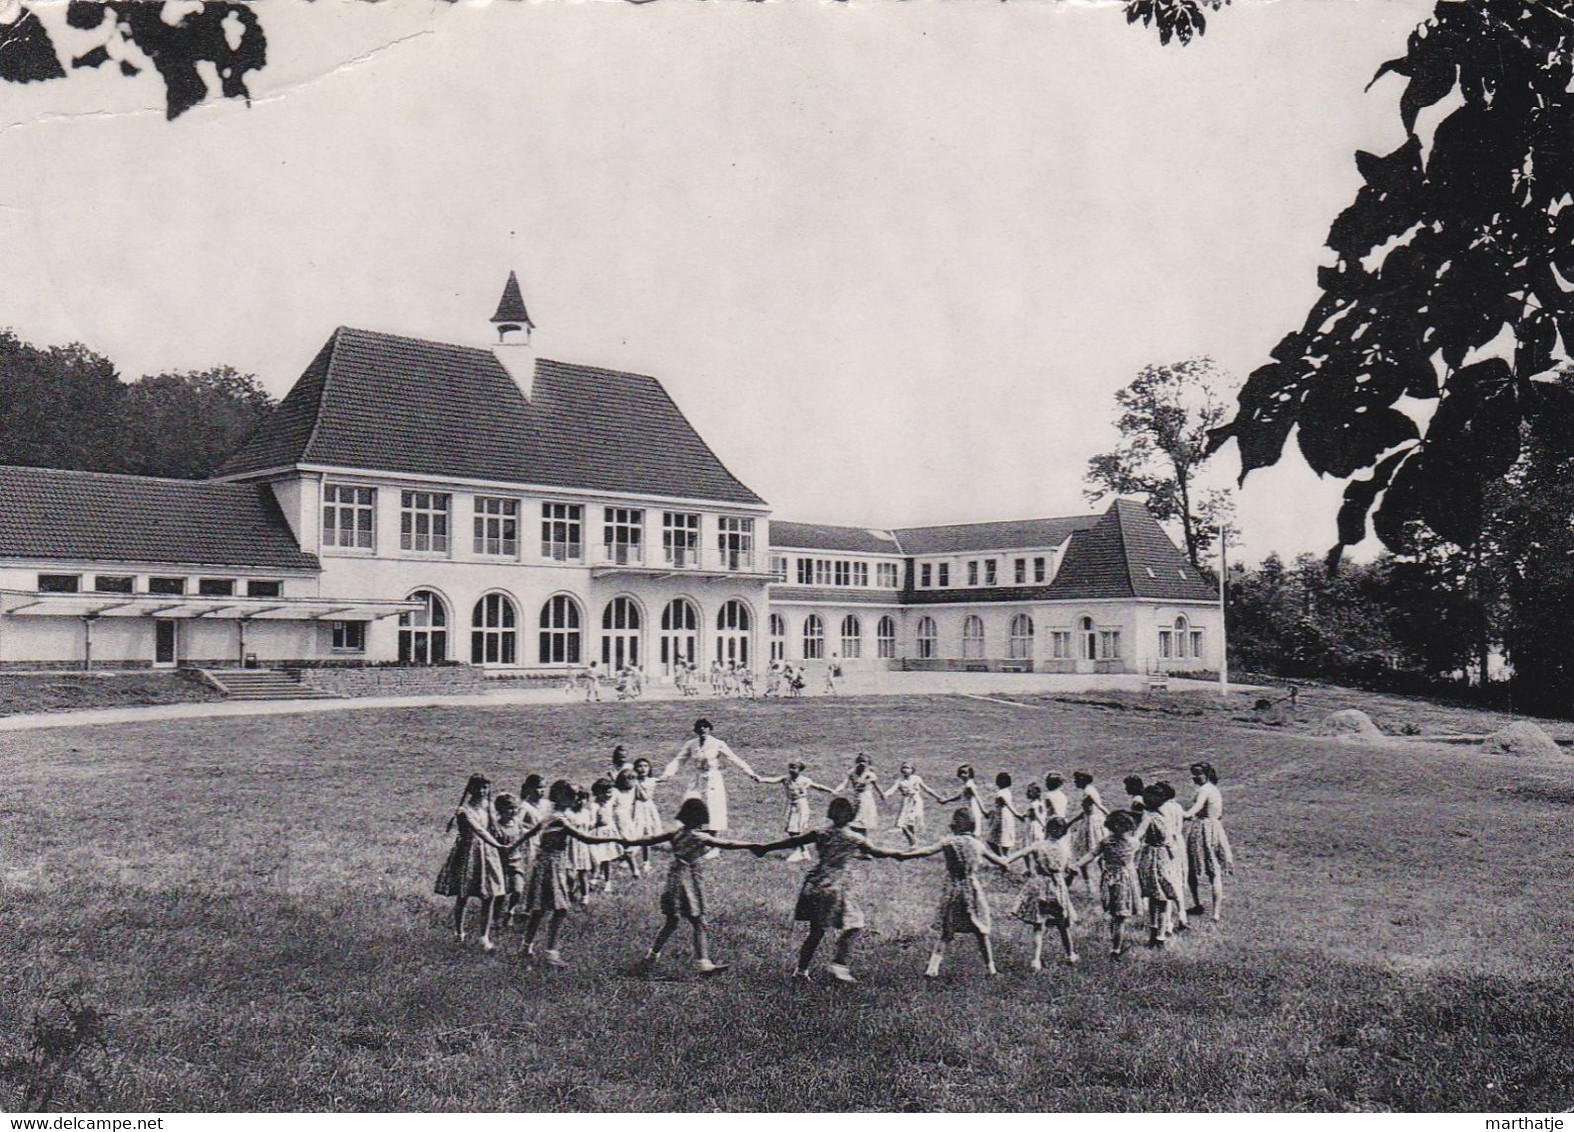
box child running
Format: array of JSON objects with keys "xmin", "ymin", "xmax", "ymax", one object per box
[
  {"xmin": 1004, "ymin": 816, "xmax": 1080, "ymax": 969},
  {"xmin": 745, "ymin": 796, "xmax": 909, "ymax": 982},
  {"xmin": 1071, "ymin": 809, "xmax": 1142, "ymax": 959},
  {"xmin": 754, "ymin": 761, "xmax": 835, "ymax": 861},
  {"xmin": 894, "ymin": 808, "xmax": 1010, "ymax": 978}
]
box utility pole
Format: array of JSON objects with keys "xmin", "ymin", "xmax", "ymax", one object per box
[{"xmin": 1218, "ymin": 528, "xmax": 1229, "ymax": 698}]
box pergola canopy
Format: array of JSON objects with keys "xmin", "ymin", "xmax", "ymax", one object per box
[{"xmin": 0, "ymin": 590, "xmax": 421, "ymax": 621}]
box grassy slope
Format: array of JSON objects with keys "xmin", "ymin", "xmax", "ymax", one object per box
[
  {"xmin": 0, "ymin": 686, "xmax": 1570, "ymax": 1111},
  {"xmin": 0, "ymin": 673, "xmax": 221, "ymax": 717}
]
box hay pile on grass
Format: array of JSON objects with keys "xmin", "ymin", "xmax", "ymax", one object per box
[
  {"xmin": 1314, "ymin": 708, "xmax": 1385, "ymax": 742},
  {"xmin": 1482, "ymin": 720, "xmax": 1563, "ymax": 758}
]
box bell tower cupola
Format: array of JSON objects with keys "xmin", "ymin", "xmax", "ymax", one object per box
[{"xmin": 490, "ymin": 270, "xmax": 536, "ymax": 399}]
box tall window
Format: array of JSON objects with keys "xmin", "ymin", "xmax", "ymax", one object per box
[
  {"xmin": 1034, "ymin": 556, "xmax": 1047, "ymax": 583},
  {"xmin": 937, "ymin": 563, "xmax": 950, "ymax": 587},
  {"xmin": 841, "ymin": 615, "xmax": 862, "ymax": 659},
  {"xmin": 401, "ymin": 491, "xmax": 450, "ymax": 553},
  {"xmin": 962, "ymin": 615, "xmax": 985, "ymax": 659},
  {"xmin": 1191, "ymin": 628, "xmax": 1204, "ymax": 659},
  {"xmin": 474, "ymin": 497, "xmax": 519, "ymax": 557},
  {"xmin": 920, "ymin": 563, "xmax": 932, "ymax": 588},
  {"xmin": 834, "ymin": 561, "xmax": 851, "ymax": 586},
  {"xmin": 853, "ymin": 562, "xmax": 869, "ymax": 586},
  {"xmin": 1098, "ymin": 630, "xmax": 1122, "ymax": 659},
  {"xmin": 663, "ymin": 512, "xmax": 701, "ymax": 567},
  {"xmin": 603, "ymin": 507, "xmax": 644, "ymax": 565},
  {"xmin": 1009, "ymin": 614, "xmax": 1034, "ymax": 659},
  {"xmin": 717, "ymin": 516, "xmax": 754, "ymax": 570},
  {"xmin": 1051, "ymin": 630, "xmax": 1072, "ymax": 659},
  {"xmin": 660, "ymin": 598, "xmax": 700, "ymax": 674},
  {"xmin": 1014, "ymin": 558, "xmax": 1026, "ymax": 584},
  {"xmin": 967, "ymin": 561, "xmax": 979, "ymax": 586},
  {"xmin": 541, "ymin": 503, "xmax": 583, "ymax": 562},
  {"xmin": 472, "ymin": 593, "xmax": 518, "ymax": 665},
  {"xmin": 323, "ymin": 484, "xmax": 374, "ymax": 549},
  {"xmin": 770, "ymin": 613, "xmax": 786, "ymax": 660},
  {"xmin": 539, "ymin": 595, "xmax": 583, "ymax": 664},
  {"xmin": 802, "ymin": 614, "xmax": 825, "ymax": 660},
  {"xmin": 400, "ymin": 589, "xmax": 448, "ymax": 664},
  {"xmin": 1159, "ymin": 628, "xmax": 1174, "ymax": 659},
  {"xmin": 917, "ymin": 616, "xmax": 938, "ymax": 659},
  {"xmin": 814, "ymin": 560, "xmax": 832, "ymax": 585},
  {"xmin": 1079, "ymin": 615, "xmax": 1097, "ymax": 661},
  {"xmin": 716, "ymin": 600, "xmax": 752, "ymax": 665},
  {"xmin": 796, "ymin": 558, "xmax": 813, "ymax": 584},
  {"xmin": 877, "ymin": 562, "xmax": 899, "ymax": 588},
  {"xmin": 876, "ymin": 615, "xmax": 896, "ymax": 659},
  {"xmin": 769, "ymin": 555, "xmax": 788, "ymax": 582},
  {"xmin": 984, "ymin": 560, "xmax": 998, "ymax": 586},
  {"xmin": 602, "ymin": 597, "xmax": 642, "ymax": 669}
]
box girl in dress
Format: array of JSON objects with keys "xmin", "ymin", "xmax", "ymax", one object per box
[
  {"xmin": 519, "ymin": 780, "xmax": 580, "ymax": 966},
  {"xmin": 883, "ymin": 762, "xmax": 946, "ymax": 846},
  {"xmin": 574, "ymin": 797, "xmax": 750, "ymax": 975},
  {"xmin": 944, "ymin": 764, "xmax": 987, "ymax": 834},
  {"xmin": 1022, "ymin": 782, "xmax": 1048, "ymax": 846},
  {"xmin": 834, "ymin": 754, "xmax": 881, "ymax": 832},
  {"xmin": 609, "ymin": 745, "xmax": 629, "ymax": 782},
  {"xmin": 1183, "ymin": 760, "xmax": 1233, "ymax": 921},
  {"xmin": 661, "ymin": 718, "xmax": 761, "ymax": 834},
  {"xmin": 1071, "ymin": 771, "xmax": 1106, "ymax": 886},
  {"xmin": 1154, "ymin": 780, "xmax": 1190, "ymax": 934},
  {"xmin": 588, "ymin": 778, "xmax": 623, "ymax": 896},
  {"xmin": 1004, "ymin": 816, "xmax": 1079, "ymax": 969},
  {"xmin": 631, "ymin": 757, "xmax": 663, "ymax": 868},
  {"xmin": 612, "ymin": 769, "xmax": 644, "ymax": 878},
  {"xmin": 894, "ymin": 808, "xmax": 1010, "ymax": 978},
  {"xmin": 988, "ymin": 772, "xmax": 1024, "ymax": 864},
  {"xmin": 434, "ymin": 773, "xmax": 509, "ymax": 951},
  {"xmin": 493, "ymin": 792, "xmax": 532, "ymax": 923},
  {"xmin": 566, "ymin": 787, "xmax": 596, "ymax": 903},
  {"xmin": 1043, "ymin": 773, "xmax": 1069, "ymax": 823},
  {"xmin": 1071, "ymin": 809, "xmax": 1142, "ymax": 959},
  {"xmin": 743, "ymin": 796, "xmax": 909, "ymax": 983},
  {"xmin": 754, "ymin": 761, "xmax": 835, "ymax": 861},
  {"xmin": 1135, "ymin": 786, "xmax": 1181, "ymax": 947}
]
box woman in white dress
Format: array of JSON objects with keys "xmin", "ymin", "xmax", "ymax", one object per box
[
  {"xmin": 1183, "ymin": 760, "xmax": 1233, "ymax": 921},
  {"xmin": 660, "ymin": 718, "xmax": 761, "ymax": 833}
]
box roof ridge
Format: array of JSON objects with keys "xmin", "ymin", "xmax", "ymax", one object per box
[
  {"xmin": 1103, "ymin": 500, "xmax": 1141, "ymax": 597},
  {"xmin": 891, "ymin": 513, "xmax": 1099, "ymax": 534},
  {"xmin": 0, "ymin": 464, "xmax": 254, "ymax": 491},
  {"xmin": 335, "ymin": 325, "xmax": 495, "ymax": 359},
  {"xmin": 301, "ymin": 327, "xmax": 345, "ymax": 466}
]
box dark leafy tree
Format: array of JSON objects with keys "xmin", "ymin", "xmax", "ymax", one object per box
[
  {"xmin": 1210, "ymin": 0, "xmax": 1574, "ymax": 566},
  {"xmin": 1125, "ymin": 0, "xmax": 1228, "ymax": 46},
  {"xmin": 1085, "ymin": 357, "xmax": 1234, "ymax": 568},
  {"xmin": 0, "ymin": 330, "xmax": 127, "ymax": 472},
  {"xmin": 120, "ymin": 366, "xmax": 275, "ymax": 479}
]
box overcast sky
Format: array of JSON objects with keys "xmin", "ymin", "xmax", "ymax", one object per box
[{"xmin": 0, "ymin": 0, "xmax": 1438, "ymax": 563}]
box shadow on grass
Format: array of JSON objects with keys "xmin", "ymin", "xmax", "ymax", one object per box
[{"xmin": 0, "ymin": 888, "xmax": 1568, "ymax": 1112}]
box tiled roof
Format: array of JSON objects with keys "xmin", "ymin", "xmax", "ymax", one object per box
[
  {"xmin": 892, "ymin": 516, "xmax": 1098, "ymax": 556},
  {"xmin": 897, "ymin": 501, "xmax": 1216, "ymax": 604},
  {"xmin": 218, "ymin": 328, "xmax": 766, "ymax": 506},
  {"xmin": 769, "ymin": 522, "xmax": 903, "ymax": 555},
  {"xmin": 0, "ymin": 466, "xmax": 319, "ymax": 571}
]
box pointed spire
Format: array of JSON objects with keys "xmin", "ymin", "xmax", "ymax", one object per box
[{"xmin": 490, "ymin": 271, "xmax": 535, "ymax": 342}]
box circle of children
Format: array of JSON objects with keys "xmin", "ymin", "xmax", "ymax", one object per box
[{"xmin": 436, "ymin": 718, "xmax": 1234, "ymax": 983}]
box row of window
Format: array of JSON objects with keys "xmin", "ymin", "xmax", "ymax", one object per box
[
  {"xmin": 37, "ymin": 574, "xmax": 283, "ymax": 598},
  {"xmin": 323, "ymin": 486, "xmax": 757, "ymax": 568},
  {"xmin": 916, "ymin": 555, "xmax": 1053, "ymax": 590},
  {"xmin": 773, "ymin": 557, "xmax": 903, "ymax": 589}
]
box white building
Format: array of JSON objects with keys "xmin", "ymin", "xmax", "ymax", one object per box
[{"xmin": 0, "ymin": 277, "xmax": 1221, "ymax": 679}]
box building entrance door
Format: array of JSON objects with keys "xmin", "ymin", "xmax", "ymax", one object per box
[{"xmin": 154, "ymin": 620, "xmax": 178, "ymax": 668}]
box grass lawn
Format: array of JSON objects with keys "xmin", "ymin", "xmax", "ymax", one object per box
[
  {"xmin": 0, "ymin": 685, "xmax": 1570, "ymax": 1111},
  {"xmin": 0, "ymin": 672, "xmax": 221, "ymax": 717}
]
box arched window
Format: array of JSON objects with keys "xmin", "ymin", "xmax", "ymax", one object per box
[
  {"xmin": 716, "ymin": 599, "xmax": 752, "ymax": 666},
  {"xmin": 840, "ymin": 615, "xmax": 862, "ymax": 659},
  {"xmin": 399, "ymin": 589, "xmax": 448, "ymax": 664},
  {"xmin": 539, "ymin": 595, "xmax": 582, "ymax": 664},
  {"xmin": 802, "ymin": 614, "xmax": 825, "ymax": 660},
  {"xmin": 471, "ymin": 592, "xmax": 518, "ymax": 665},
  {"xmin": 1080, "ymin": 614, "xmax": 1097, "ymax": 661},
  {"xmin": 917, "ymin": 616, "xmax": 937, "ymax": 660},
  {"xmin": 601, "ymin": 596, "xmax": 642, "ymax": 670},
  {"xmin": 962, "ymin": 615, "xmax": 985, "ymax": 659},
  {"xmin": 1009, "ymin": 613, "xmax": 1034, "ymax": 659},
  {"xmin": 660, "ymin": 598, "xmax": 700, "ymax": 675},
  {"xmin": 876, "ymin": 615, "xmax": 896, "ymax": 659},
  {"xmin": 769, "ymin": 613, "xmax": 786, "ymax": 661}
]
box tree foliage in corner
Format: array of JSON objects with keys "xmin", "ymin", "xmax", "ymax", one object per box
[
  {"xmin": 1210, "ymin": 0, "xmax": 1574, "ymax": 565},
  {"xmin": 1125, "ymin": 0, "xmax": 1228, "ymax": 47},
  {"xmin": 0, "ymin": 1, "xmax": 265, "ymax": 119},
  {"xmin": 1085, "ymin": 357, "xmax": 1234, "ymax": 569}
]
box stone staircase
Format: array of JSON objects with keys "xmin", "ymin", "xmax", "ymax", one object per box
[{"xmin": 200, "ymin": 668, "xmax": 341, "ymax": 702}]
